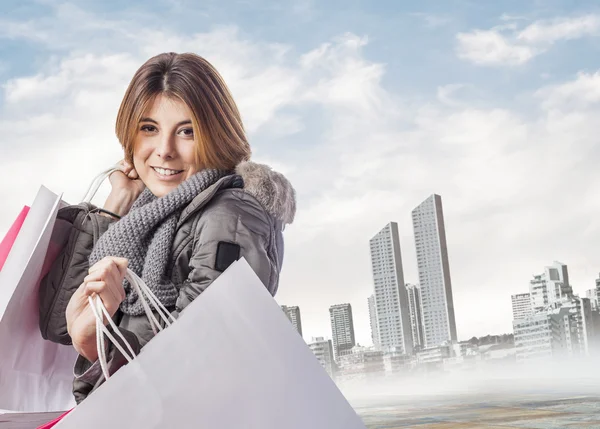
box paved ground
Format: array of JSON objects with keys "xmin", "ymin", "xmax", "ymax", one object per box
[
  {"xmin": 354, "ymin": 394, "xmax": 600, "ymax": 428},
  {"xmin": 2, "ymin": 385, "xmax": 599, "ymax": 428}
]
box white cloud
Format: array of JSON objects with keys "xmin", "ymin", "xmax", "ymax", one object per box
[
  {"xmin": 3, "ymin": 5, "xmax": 600, "ymax": 347},
  {"xmin": 299, "ymin": 33, "xmax": 389, "ymax": 116},
  {"xmin": 536, "ymin": 71, "xmax": 600, "ymax": 110},
  {"xmin": 3, "ymin": 53, "xmax": 137, "ymax": 104},
  {"xmin": 0, "ymin": 19, "xmax": 51, "ymax": 43},
  {"xmin": 437, "ymin": 84, "xmax": 467, "ymax": 106},
  {"xmin": 456, "ymin": 29, "xmax": 537, "ymax": 66},
  {"xmin": 457, "ymin": 14, "xmax": 600, "ymax": 67},
  {"xmin": 517, "ymin": 15, "xmax": 600, "ymax": 44}
]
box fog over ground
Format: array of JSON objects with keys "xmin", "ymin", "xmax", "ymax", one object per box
[{"xmin": 338, "ymin": 358, "xmax": 600, "ymax": 408}]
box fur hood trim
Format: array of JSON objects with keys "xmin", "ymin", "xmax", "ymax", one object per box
[{"xmin": 236, "ymin": 161, "xmax": 296, "ymax": 225}]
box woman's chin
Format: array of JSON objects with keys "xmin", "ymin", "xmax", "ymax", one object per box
[{"xmin": 147, "ymin": 182, "xmax": 181, "ymax": 198}]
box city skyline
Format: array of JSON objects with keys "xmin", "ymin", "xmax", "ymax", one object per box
[
  {"xmin": 284, "ymin": 262, "xmax": 600, "ymax": 350},
  {"xmin": 278, "ymin": 195, "xmax": 600, "ymax": 348},
  {"xmin": 280, "ymin": 197, "xmax": 600, "ymax": 347}
]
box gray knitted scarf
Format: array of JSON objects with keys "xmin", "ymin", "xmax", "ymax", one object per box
[{"xmin": 89, "ymin": 169, "xmax": 230, "ymax": 316}]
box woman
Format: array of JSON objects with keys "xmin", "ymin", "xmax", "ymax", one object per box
[{"xmin": 56, "ymin": 52, "xmax": 295, "ymax": 402}]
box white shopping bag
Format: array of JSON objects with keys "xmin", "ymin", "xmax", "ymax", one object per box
[
  {"xmin": 56, "ymin": 258, "xmax": 367, "ymax": 429},
  {"xmin": 0, "ymin": 186, "xmax": 79, "ymax": 412}
]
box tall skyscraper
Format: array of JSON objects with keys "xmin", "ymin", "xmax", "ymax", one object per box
[
  {"xmin": 329, "ymin": 303, "xmax": 356, "ymax": 361},
  {"xmin": 406, "ymin": 284, "xmax": 424, "ymax": 349},
  {"xmin": 511, "ymin": 293, "xmax": 532, "ymax": 320},
  {"xmin": 369, "ymin": 222, "xmax": 413, "ymax": 355},
  {"xmin": 530, "ymin": 262, "xmax": 572, "ymax": 312},
  {"xmin": 281, "ymin": 305, "xmax": 303, "ymax": 337},
  {"xmin": 412, "ymin": 194, "xmax": 458, "ymax": 348},
  {"xmin": 367, "ymin": 294, "xmax": 380, "ymax": 350}
]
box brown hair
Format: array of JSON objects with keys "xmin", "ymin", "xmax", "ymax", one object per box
[{"xmin": 115, "ymin": 52, "xmax": 250, "ymax": 170}]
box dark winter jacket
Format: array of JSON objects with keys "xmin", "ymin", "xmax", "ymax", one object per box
[{"xmin": 39, "ymin": 161, "xmax": 295, "ymax": 403}]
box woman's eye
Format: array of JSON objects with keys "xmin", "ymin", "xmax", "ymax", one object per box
[
  {"xmin": 140, "ymin": 125, "xmax": 157, "ymax": 132},
  {"xmin": 179, "ymin": 128, "xmax": 194, "ymax": 137}
]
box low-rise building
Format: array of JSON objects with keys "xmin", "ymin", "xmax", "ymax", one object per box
[
  {"xmin": 383, "ymin": 352, "xmax": 412, "ymax": 374},
  {"xmin": 337, "ymin": 345, "xmax": 385, "ymax": 381},
  {"xmin": 416, "ymin": 344, "xmax": 452, "ymax": 364},
  {"xmin": 514, "ymin": 297, "xmax": 593, "ymax": 362},
  {"xmin": 480, "ymin": 343, "xmax": 516, "ymax": 361},
  {"xmin": 308, "ymin": 337, "xmax": 336, "ymax": 378}
]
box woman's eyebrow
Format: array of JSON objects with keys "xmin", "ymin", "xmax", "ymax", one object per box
[{"xmin": 140, "ymin": 117, "xmax": 192, "ymax": 127}]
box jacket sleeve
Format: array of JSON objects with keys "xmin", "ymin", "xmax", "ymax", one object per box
[
  {"xmin": 72, "ymin": 322, "xmax": 142, "ymax": 403},
  {"xmin": 175, "ymin": 189, "xmax": 278, "ymax": 313}
]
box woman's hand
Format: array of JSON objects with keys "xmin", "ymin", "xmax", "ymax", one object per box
[
  {"xmin": 103, "ymin": 160, "xmax": 145, "ymax": 217},
  {"xmin": 66, "ymin": 257, "xmax": 128, "ymax": 362}
]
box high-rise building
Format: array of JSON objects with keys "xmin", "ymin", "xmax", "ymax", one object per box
[
  {"xmin": 308, "ymin": 337, "xmax": 336, "ymax": 378},
  {"xmin": 412, "ymin": 194, "xmax": 458, "ymax": 348},
  {"xmin": 367, "ymin": 294, "xmax": 380, "ymax": 350},
  {"xmin": 406, "ymin": 284, "xmax": 424, "ymax": 349},
  {"xmin": 511, "ymin": 293, "xmax": 532, "ymax": 321},
  {"xmin": 369, "ymin": 222, "xmax": 413, "ymax": 355},
  {"xmin": 530, "ymin": 262, "xmax": 573, "ymax": 312},
  {"xmin": 572, "ymin": 297, "xmax": 594, "ymax": 356},
  {"xmin": 281, "ymin": 305, "xmax": 303, "ymax": 337},
  {"xmin": 585, "ymin": 289, "xmax": 598, "ymax": 310},
  {"xmin": 595, "ymin": 273, "xmax": 600, "ymax": 308},
  {"xmin": 329, "ymin": 304, "xmax": 356, "ymax": 361}
]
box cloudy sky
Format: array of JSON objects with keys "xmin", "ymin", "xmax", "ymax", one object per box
[{"xmin": 1, "ymin": 0, "xmax": 600, "ymax": 346}]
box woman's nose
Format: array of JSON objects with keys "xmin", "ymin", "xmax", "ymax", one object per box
[{"xmin": 156, "ymin": 135, "xmax": 176, "ymax": 159}]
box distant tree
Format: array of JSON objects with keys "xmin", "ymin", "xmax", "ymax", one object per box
[{"xmin": 464, "ymin": 333, "xmax": 515, "ymax": 346}]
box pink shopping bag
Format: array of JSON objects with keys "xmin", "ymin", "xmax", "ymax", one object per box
[
  {"xmin": 0, "ymin": 206, "xmax": 30, "ymax": 271},
  {"xmin": 36, "ymin": 409, "xmax": 73, "ymax": 428}
]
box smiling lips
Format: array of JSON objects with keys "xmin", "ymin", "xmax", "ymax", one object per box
[{"xmin": 152, "ymin": 166, "xmax": 184, "ymax": 180}]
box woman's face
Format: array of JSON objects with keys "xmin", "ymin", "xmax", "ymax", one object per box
[{"xmin": 133, "ymin": 94, "xmax": 201, "ymax": 197}]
